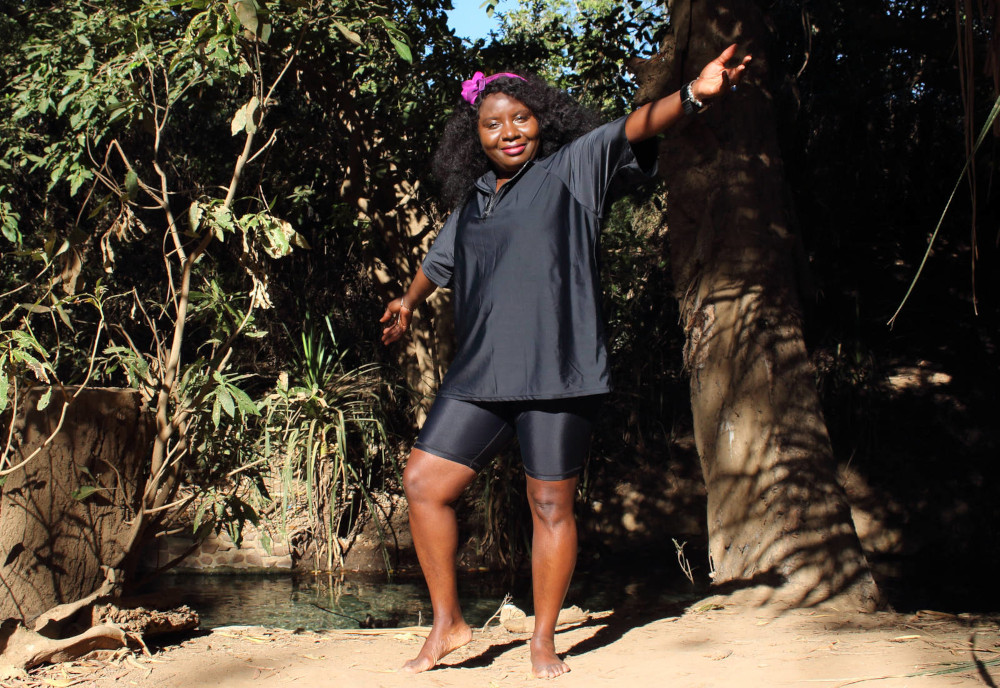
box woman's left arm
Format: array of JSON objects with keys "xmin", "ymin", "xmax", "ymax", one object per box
[{"xmin": 624, "ymin": 44, "xmax": 751, "ymax": 143}]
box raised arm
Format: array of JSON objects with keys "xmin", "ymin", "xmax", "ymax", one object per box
[
  {"xmin": 380, "ymin": 266, "xmax": 439, "ymax": 345},
  {"xmin": 624, "ymin": 44, "xmax": 751, "ymax": 143}
]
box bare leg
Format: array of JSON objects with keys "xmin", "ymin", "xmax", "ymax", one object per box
[
  {"xmin": 526, "ymin": 476, "xmax": 578, "ymax": 679},
  {"xmin": 401, "ymin": 449, "xmax": 477, "ymax": 673}
]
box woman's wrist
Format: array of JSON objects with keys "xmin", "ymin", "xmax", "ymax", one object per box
[{"xmin": 681, "ymin": 80, "xmax": 708, "ymax": 116}]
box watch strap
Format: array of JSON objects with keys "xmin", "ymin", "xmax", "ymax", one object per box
[{"xmin": 681, "ymin": 81, "xmax": 706, "ymax": 116}]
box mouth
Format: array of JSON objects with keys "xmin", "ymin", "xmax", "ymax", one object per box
[{"xmin": 502, "ymin": 144, "xmax": 526, "ymax": 156}]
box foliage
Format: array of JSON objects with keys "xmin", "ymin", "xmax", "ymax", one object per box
[
  {"xmin": 0, "ymin": 0, "xmax": 424, "ymax": 581},
  {"xmin": 487, "ymin": 0, "xmax": 665, "ymax": 116},
  {"xmin": 259, "ymin": 315, "xmax": 396, "ymax": 569}
]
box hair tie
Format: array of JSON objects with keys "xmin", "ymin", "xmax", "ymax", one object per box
[{"xmin": 460, "ymin": 71, "xmax": 526, "ymax": 106}]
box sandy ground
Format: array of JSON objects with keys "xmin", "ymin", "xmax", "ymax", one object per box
[{"xmin": 9, "ymin": 599, "xmax": 1000, "ymax": 688}]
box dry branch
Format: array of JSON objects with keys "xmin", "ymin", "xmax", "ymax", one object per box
[{"xmin": 501, "ymin": 606, "xmax": 609, "ymax": 634}]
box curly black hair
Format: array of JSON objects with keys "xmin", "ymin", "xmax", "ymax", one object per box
[{"xmin": 431, "ymin": 74, "xmax": 602, "ymax": 208}]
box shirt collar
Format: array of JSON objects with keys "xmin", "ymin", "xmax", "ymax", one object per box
[{"xmin": 474, "ymin": 159, "xmax": 535, "ymax": 195}]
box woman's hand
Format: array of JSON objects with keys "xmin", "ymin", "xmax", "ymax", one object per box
[
  {"xmin": 624, "ymin": 44, "xmax": 752, "ymax": 142},
  {"xmin": 691, "ymin": 44, "xmax": 752, "ymax": 103},
  {"xmin": 380, "ymin": 297, "xmax": 413, "ymax": 345}
]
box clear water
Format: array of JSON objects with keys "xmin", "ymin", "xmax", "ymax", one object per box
[{"xmin": 148, "ymin": 565, "xmax": 702, "ymax": 631}]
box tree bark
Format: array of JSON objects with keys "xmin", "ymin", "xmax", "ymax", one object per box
[
  {"xmin": 0, "ymin": 388, "xmax": 153, "ymax": 623},
  {"xmin": 637, "ymin": 0, "xmax": 880, "ymax": 609}
]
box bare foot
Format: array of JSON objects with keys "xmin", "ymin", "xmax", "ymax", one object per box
[
  {"xmin": 530, "ymin": 637, "xmax": 570, "ymax": 679},
  {"xmin": 401, "ymin": 619, "xmax": 472, "ymax": 673}
]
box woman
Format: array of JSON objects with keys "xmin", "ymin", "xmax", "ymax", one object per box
[{"xmin": 382, "ymin": 45, "xmax": 750, "ymax": 679}]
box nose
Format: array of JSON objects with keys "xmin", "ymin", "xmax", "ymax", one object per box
[{"xmin": 500, "ymin": 119, "xmax": 521, "ymax": 140}]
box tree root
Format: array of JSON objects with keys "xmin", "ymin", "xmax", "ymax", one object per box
[
  {"xmin": 0, "ymin": 622, "xmax": 129, "ymax": 671},
  {"xmin": 31, "ymin": 569, "xmax": 118, "ymax": 638},
  {"xmin": 1, "ymin": 598, "xmax": 199, "ymax": 673}
]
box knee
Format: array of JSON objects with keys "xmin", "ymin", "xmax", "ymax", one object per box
[
  {"xmin": 402, "ymin": 455, "xmax": 431, "ymax": 502},
  {"xmin": 527, "ymin": 484, "xmax": 576, "ymax": 529},
  {"xmin": 403, "ymin": 450, "xmax": 471, "ymax": 505}
]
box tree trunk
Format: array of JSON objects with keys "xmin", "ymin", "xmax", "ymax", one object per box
[
  {"xmin": 636, "ymin": 0, "xmax": 880, "ymax": 609},
  {"xmin": 0, "ymin": 388, "xmax": 152, "ymax": 623}
]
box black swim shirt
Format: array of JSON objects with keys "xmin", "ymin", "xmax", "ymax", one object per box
[{"xmin": 422, "ymin": 115, "xmax": 657, "ymax": 401}]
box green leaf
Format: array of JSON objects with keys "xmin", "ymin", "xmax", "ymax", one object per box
[
  {"xmin": 218, "ymin": 386, "xmax": 235, "ymax": 418},
  {"xmin": 69, "ymin": 167, "xmax": 89, "ymax": 197},
  {"xmin": 12, "ymin": 351, "xmax": 50, "ymax": 383},
  {"xmin": 2, "ymin": 221, "xmax": 20, "ymax": 244},
  {"xmin": 0, "ymin": 374, "xmax": 8, "ymax": 412},
  {"xmin": 125, "ymin": 169, "xmax": 139, "ymax": 201},
  {"xmin": 230, "ymin": 96, "xmax": 259, "ymax": 136},
  {"xmin": 210, "ymin": 205, "xmax": 233, "ymax": 238},
  {"xmin": 188, "ymin": 201, "xmax": 204, "ymax": 232},
  {"xmin": 390, "ymin": 36, "xmax": 412, "ymax": 63},
  {"xmin": 231, "ymin": 105, "xmax": 247, "ymax": 136},
  {"xmin": 10, "ymin": 330, "xmax": 46, "ymax": 355},
  {"xmin": 212, "ymin": 395, "xmax": 222, "ymax": 427},
  {"xmin": 36, "ymin": 387, "xmax": 52, "ymax": 411},
  {"xmin": 55, "ymin": 304, "xmax": 73, "ymax": 329},
  {"xmin": 256, "ymin": 216, "xmax": 307, "ymax": 258},
  {"xmin": 230, "ymin": 385, "xmax": 260, "ymax": 416},
  {"xmin": 57, "ymin": 93, "xmax": 75, "ymax": 116},
  {"xmin": 44, "ymin": 237, "xmax": 70, "ymax": 261},
  {"xmin": 193, "ymin": 499, "xmax": 209, "ymax": 532},
  {"xmin": 107, "ymin": 106, "xmax": 128, "ymax": 125},
  {"xmin": 231, "ymin": 0, "xmax": 259, "ymax": 36},
  {"xmin": 71, "ymin": 485, "xmax": 103, "ymax": 501},
  {"xmin": 333, "ymin": 21, "xmax": 363, "ymax": 46}
]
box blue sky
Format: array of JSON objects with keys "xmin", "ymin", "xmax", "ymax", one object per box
[{"xmin": 446, "ymin": 0, "xmax": 512, "ymax": 41}]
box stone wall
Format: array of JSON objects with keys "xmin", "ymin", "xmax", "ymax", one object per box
[{"xmin": 147, "ymin": 526, "xmax": 292, "ymax": 573}]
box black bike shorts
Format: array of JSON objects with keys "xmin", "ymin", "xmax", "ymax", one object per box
[{"xmin": 413, "ymin": 395, "xmax": 603, "ymax": 481}]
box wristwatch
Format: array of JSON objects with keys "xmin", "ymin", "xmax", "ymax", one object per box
[{"xmin": 681, "ymin": 81, "xmax": 706, "ymax": 116}]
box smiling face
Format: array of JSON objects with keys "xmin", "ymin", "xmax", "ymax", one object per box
[{"xmin": 477, "ymin": 92, "xmax": 540, "ymax": 178}]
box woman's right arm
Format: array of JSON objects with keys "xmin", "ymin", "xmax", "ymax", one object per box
[
  {"xmin": 624, "ymin": 44, "xmax": 750, "ymax": 143},
  {"xmin": 380, "ymin": 266, "xmax": 438, "ymax": 345}
]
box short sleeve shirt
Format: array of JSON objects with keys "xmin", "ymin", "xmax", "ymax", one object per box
[{"xmin": 422, "ymin": 115, "xmax": 657, "ymax": 401}]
